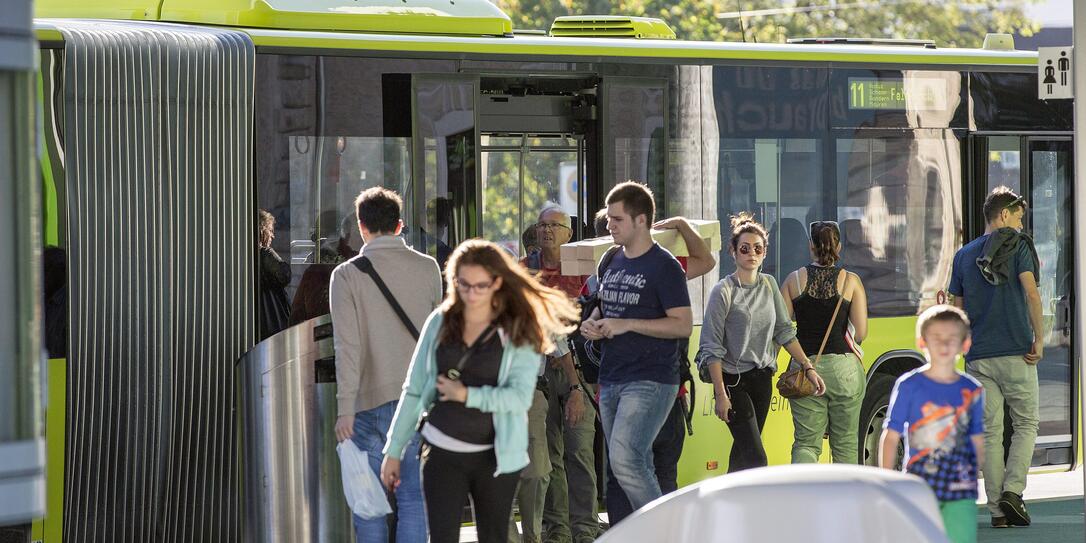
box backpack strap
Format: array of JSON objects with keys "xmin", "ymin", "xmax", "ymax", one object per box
[
  {"xmin": 351, "ymin": 256, "xmax": 420, "ymax": 340},
  {"xmin": 596, "ymin": 245, "xmax": 622, "ymax": 279}
]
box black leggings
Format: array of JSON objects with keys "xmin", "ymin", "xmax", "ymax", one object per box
[
  {"xmin": 723, "ymin": 367, "xmax": 774, "ymax": 472},
  {"xmin": 420, "ymin": 442, "xmax": 521, "ymax": 543}
]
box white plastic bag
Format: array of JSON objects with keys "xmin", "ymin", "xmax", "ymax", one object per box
[{"xmin": 337, "ymin": 440, "xmax": 393, "ymax": 519}]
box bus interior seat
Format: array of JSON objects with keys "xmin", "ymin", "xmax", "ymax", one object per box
[{"xmin": 765, "ymin": 218, "xmax": 808, "ymax": 279}]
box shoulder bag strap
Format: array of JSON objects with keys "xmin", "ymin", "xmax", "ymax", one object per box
[
  {"xmin": 813, "ymin": 270, "xmax": 848, "ymax": 366},
  {"xmin": 352, "ymin": 256, "xmax": 421, "ymax": 340}
]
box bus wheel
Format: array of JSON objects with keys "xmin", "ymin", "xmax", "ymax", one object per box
[{"xmin": 859, "ymin": 373, "xmax": 902, "ymax": 468}]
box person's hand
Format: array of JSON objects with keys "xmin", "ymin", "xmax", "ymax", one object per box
[
  {"xmin": 580, "ymin": 320, "xmax": 604, "ymax": 341},
  {"xmin": 596, "ymin": 318, "xmax": 631, "ymax": 338},
  {"xmin": 335, "ymin": 415, "xmax": 355, "ymax": 442},
  {"xmin": 565, "ymin": 389, "xmax": 586, "ymax": 425},
  {"xmin": 806, "ymin": 367, "xmax": 827, "ymax": 396},
  {"xmin": 1025, "ymin": 340, "xmax": 1044, "ymax": 365},
  {"xmin": 436, "ymin": 375, "xmax": 468, "ymax": 403},
  {"xmin": 714, "ymin": 392, "xmax": 732, "ymax": 422},
  {"xmin": 380, "ymin": 456, "xmax": 401, "ymax": 491},
  {"xmin": 652, "ymin": 217, "xmax": 688, "ymax": 230}
]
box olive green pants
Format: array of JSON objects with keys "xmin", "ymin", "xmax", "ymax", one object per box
[
  {"xmin": 790, "ymin": 353, "xmax": 865, "ymax": 464},
  {"xmin": 510, "ymin": 389, "xmax": 552, "ymax": 543},
  {"xmin": 967, "ymin": 355, "xmax": 1039, "ymax": 517}
]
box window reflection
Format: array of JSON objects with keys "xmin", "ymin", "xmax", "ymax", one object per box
[{"xmin": 835, "ymin": 134, "xmax": 961, "ymax": 316}]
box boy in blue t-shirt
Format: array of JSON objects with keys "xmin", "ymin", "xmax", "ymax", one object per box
[{"xmin": 880, "ymin": 305, "xmax": 985, "ymax": 543}]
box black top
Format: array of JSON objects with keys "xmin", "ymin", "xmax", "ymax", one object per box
[
  {"xmin": 793, "ymin": 265, "xmax": 851, "ymax": 356},
  {"xmin": 426, "ymin": 331, "xmax": 503, "ymax": 445}
]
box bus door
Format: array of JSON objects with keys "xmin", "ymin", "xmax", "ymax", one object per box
[
  {"xmin": 600, "ymin": 77, "xmax": 668, "ymax": 201},
  {"xmin": 972, "ymin": 135, "xmax": 1075, "ymax": 467},
  {"xmin": 411, "ymin": 74, "xmax": 480, "ymax": 270},
  {"xmin": 477, "ymin": 133, "xmax": 586, "ymax": 256}
]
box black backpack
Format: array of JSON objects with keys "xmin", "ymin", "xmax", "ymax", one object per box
[{"xmin": 568, "ymin": 246, "xmax": 621, "ymax": 384}]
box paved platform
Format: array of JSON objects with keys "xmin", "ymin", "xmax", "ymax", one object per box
[{"xmin": 977, "ymin": 498, "xmax": 1083, "ymax": 542}]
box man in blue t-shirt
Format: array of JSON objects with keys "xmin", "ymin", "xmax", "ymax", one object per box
[
  {"xmin": 948, "ymin": 186, "xmax": 1043, "ymax": 528},
  {"xmin": 580, "ymin": 181, "xmax": 692, "ymax": 521}
]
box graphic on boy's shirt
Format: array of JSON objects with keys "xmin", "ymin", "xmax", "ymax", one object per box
[
  {"xmin": 907, "ymin": 388, "xmax": 982, "ymax": 477},
  {"xmin": 886, "ymin": 370, "xmax": 985, "ymax": 502}
]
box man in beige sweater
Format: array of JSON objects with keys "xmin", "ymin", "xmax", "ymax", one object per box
[{"xmin": 331, "ymin": 187, "xmax": 443, "ymax": 543}]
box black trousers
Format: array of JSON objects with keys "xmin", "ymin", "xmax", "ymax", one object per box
[
  {"xmin": 420, "ymin": 442, "xmax": 521, "ymax": 543},
  {"xmin": 723, "ymin": 366, "xmax": 774, "ymax": 473}
]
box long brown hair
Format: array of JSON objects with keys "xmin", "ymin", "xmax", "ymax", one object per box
[{"xmin": 440, "ymin": 239, "xmax": 579, "ymax": 354}]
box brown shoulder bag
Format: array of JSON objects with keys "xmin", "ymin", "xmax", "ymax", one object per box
[{"xmin": 776, "ymin": 270, "xmax": 848, "ymax": 399}]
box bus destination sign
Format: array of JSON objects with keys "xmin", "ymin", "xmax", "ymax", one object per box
[{"xmin": 848, "ymin": 77, "xmax": 948, "ymax": 111}]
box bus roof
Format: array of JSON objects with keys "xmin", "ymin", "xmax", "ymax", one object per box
[
  {"xmin": 35, "ymin": 0, "xmax": 514, "ymax": 36},
  {"xmin": 32, "ymin": 0, "xmax": 1037, "ymax": 68}
]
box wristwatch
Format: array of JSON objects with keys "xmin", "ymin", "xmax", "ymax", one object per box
[{"xmin": 569, "ymin": 383, "xmax": 584, "ymax": 393}]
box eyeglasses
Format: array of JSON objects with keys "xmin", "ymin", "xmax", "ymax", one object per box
[
  {"xmin": 455, "ymin": 278, "xmax": 495, "ymax": 294},
  {"xmin": 536, "ymin": 222, "xmax": 571, "ymax": 232},
  {"xmin": 809, "ymin": 221, "xmax": 840, "ymax": 239},
  {"xmin": 738, "ymin": 244, "xmax": 765, "ymax": 256}
]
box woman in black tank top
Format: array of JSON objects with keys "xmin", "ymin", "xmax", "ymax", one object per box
[{"xmin": 781, "ymin": 221, "xmax": 869, "ymax": 465}]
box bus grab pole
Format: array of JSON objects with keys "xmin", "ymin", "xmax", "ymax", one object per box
[{"xmin": 1073, "ymin": 4, "xmax": 1086, "ymax": 536}]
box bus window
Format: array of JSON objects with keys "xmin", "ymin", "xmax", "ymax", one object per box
[
  {"xmin": 1028, "ymin": 139, "xmax": 1074, "ymax": 461},
  {"xmin": 255, "ymin": 55, "xmax": 451, "ymax": 335},
  {"xmin": 480, "ymin": 135, "xmax": 582, "ymax": 258},
  {"xmin": 986, "ymin": 136, "xmax": 1022, "ymax": 193},
  {"xmin": 413, "ymin": 76, "xmax": 478, "ymax": 269},
  {"xmin": 603, "ymin": 79, "xmax": 667, "ymax": 199},
  {"xmin": 834, "ymin": 133, "xmax": 961, "ymax": 317},
  {"xmin": 714, "ymin": 138, "xmax": 823, "ymax": 283}
]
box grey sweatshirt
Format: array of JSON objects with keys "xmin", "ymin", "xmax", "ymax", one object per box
[
  {"xmin": 695, "ymin": 273, "xmax": 797, "ymax": 375},
  {"xmin": 330, "ymin": 235, "xmax": 443, "ymax": 416}
]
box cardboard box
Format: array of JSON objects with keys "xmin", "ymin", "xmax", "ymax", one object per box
[{"xmin": 560, "ymin": 219, "xmax": 721, "ymax": 273}]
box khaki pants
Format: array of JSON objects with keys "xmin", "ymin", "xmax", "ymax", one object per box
[
  {"xmin": 510, "ymin": 389, "xmax": 552, "ymax": 543},
  {"xmin": 541, "ymin": 365, "xmax": 598, "ymax": 543},
  {"xmin": 790, "ymin": 353, "xmax": 865, "ymax": 464},
  {"xmin": 967, "ymin": 355, "xmax": 1039, "ymax": 517}
]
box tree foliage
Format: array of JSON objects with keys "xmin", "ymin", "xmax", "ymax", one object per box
[{"xmin": 496, "ymin": 0, "xmax": 1040, "ymax": 48}]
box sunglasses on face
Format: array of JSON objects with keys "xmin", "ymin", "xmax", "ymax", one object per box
[
  {"xmin": 809, "ymin": 220, "xmax": 840, "ymax": 239},
  {"xmin": 738, "ymin": 244, "xmax": 765, "ymax": 256},
  {"xmin": 454, "ymin": 278, "xmax": 495, "ymax": 294}
]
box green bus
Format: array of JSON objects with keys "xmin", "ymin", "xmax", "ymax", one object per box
[{"xmin": 31, "ymin": 0, "xmax": 1076, "ymax": 539}]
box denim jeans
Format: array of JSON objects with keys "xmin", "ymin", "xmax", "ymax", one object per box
[
  {"xmin": 598, "ymin": 380, "xmax": 678, "ymax": 512},
  {"xmin": 350, "ymin": 401, "xmax": 426, "ymax": 543},
  {"xmin": 604, "ymin": 396, "xmax": 685, "ymax": 525}
]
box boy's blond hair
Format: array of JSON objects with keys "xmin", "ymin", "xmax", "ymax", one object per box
[{"xmin": 916, "ymin": 304, "xmax": 971, "ymax": 341}]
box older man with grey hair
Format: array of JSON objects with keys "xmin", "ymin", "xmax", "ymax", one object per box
[{"xmin": 517, "ymin": 204, "xmax": 598, "ymax": 543}]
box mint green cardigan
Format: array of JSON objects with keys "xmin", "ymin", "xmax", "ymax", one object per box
[{"xmin": 383, "ymin": 310, "xmax": 542, "ymax": 475}]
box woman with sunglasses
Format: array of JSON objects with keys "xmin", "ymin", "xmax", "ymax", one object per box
[
  {"xmin": 696, "ymin": 213, "xmax": 826, "ymax": 472},
  {"xmin": 380, "ymin": 239, "xmax": 579, "ymax": 543},
  {"xmin": 781, "ymin": 220, "xmax": 868, "ymax": 464}
]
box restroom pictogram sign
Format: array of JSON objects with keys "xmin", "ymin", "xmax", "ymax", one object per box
[{"xmin": 1038, "ymin": 47, "xmax": 1074, "ymax": 100}]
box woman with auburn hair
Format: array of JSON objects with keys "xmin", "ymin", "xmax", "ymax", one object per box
[
  {"xmin": 781, "ymin": 220, "xmax": 868, "ymax": 465},
  {"xmin": 380, "ymin": 239, "xmax": 579, "ymax": 543}
]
